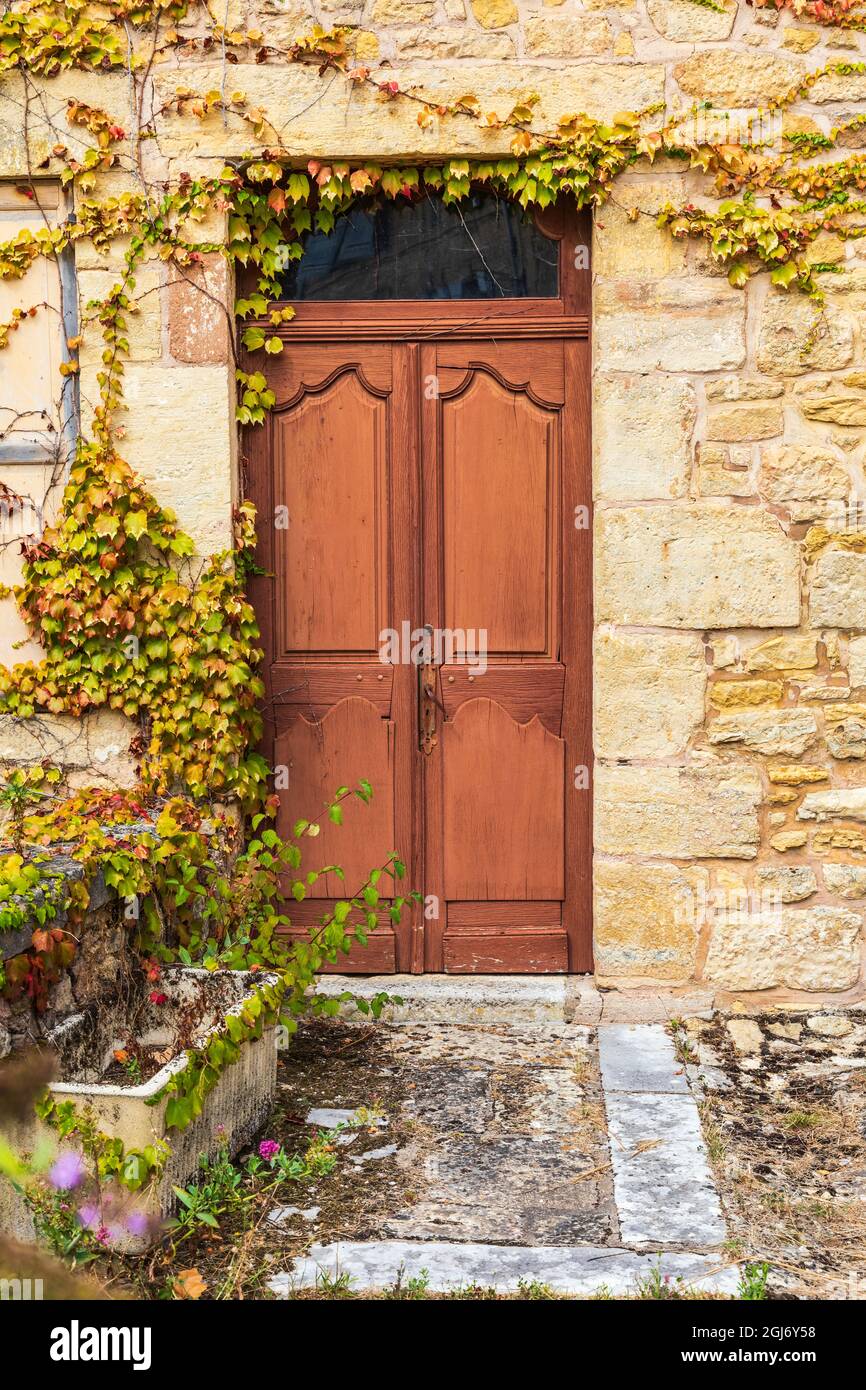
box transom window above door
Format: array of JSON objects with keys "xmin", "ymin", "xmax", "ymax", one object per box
[{"xmin": 279, "ymin": 192, "xmax": 560, "ymax": 301}]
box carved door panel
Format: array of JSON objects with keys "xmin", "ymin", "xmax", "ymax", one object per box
[
  {"xmin": 246, "ymin": 343, "xmax": 421, "ymax": 972},
  {"xmin": 421, "ymin": 340, "xmax": 590, "ymax": 972}
]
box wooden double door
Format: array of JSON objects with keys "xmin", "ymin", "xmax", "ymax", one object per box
[{"xmin": 245, "ymin": 210, "xmax": 591, "ymax": 973}]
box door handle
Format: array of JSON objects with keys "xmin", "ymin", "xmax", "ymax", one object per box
[{"xmin": 418, "ymin": 624, "xmax": 440, "ymax": 754}]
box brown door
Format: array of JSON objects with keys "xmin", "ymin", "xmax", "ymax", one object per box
[{"xmin": 244, "ymin": 202, "xmax": 591, "ymax": 973}]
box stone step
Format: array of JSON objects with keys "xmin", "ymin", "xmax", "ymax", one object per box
[{"xmin": 314, "ymin": 973, "xmax": 714, "ymax": 1026}]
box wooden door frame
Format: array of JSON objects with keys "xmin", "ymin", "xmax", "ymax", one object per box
[{"xmin": 240, "ymin": 199, "xmax": 592, "ymax": 973}]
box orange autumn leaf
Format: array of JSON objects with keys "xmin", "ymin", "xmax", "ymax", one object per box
[{"xmin": 174, "ymin": 1268, "xmax": 207, "ymax": 1300}]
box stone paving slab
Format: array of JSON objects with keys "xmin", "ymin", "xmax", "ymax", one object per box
[
  {"xmin": 384, "ymin": 1134, "xmax": 616, "ymax": 1245},
  {"xmin": 599, "ymin": 1023, "xmax": 689, "ymax": 1094},
  {"xmin": 269, "ymin": 1239, "xmax": 740, "ymax": 1298},
  {"xmin": 600, "ymin": 1026, "xmax": 727, "ymax": 1249},
  {"xmin": 386, "ymin": 1022, "xmax": 593, "ymax": 1068}
]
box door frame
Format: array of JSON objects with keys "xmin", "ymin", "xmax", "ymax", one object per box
[{"xmin": 240, "ymin": 198, "xmax": 592, "ymax": 973}]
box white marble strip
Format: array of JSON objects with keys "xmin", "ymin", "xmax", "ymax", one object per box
[
  {"xmin": 269, "ymin": 1238, "xmax": 739, "ymax": 1298},
  {"xmin": 598, "ymin": 1024, "xmax": 727, "ymax": 1248}
]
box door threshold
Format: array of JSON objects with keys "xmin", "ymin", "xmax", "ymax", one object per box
[{"xmin": 314, "ymin": 974, "xmax": 716, "ymax": 1026}]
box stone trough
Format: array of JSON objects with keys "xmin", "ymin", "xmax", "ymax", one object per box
[{"xmin": 4, "ymin": 966, "xmax": 279, "ymax": 1246}]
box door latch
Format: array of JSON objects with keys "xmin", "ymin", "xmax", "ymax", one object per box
[{"xmin": 418, "ymin": 624, "xmax": 442, "ymax": 754}]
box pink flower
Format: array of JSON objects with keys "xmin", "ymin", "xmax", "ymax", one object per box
[
  {"xmin": 258, "ymin": 1139, "xmax": 281, "ymax": 1162},
  {"xmin": 49, "ymin": 1151, "xmax": 85, "ymax": 1190}
]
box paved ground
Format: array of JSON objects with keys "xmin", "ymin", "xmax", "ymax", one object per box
[
  {"xmin": 265, "ymin": 983, "xmax": 738, "ymax": 1297},
  {"xmin": 681, "ymin": 1006, "xmax": 866, "ymax": 1299}
]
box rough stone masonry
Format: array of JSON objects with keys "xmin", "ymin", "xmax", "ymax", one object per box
[{"xmin": 3, "ymin": 0, "xmax": 866, "ymax": 1001}]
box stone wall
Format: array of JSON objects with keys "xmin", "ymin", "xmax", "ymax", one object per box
[
  {"xmin": 2, "ymin": 0, "xmax": 866, "ymax": 997},
  {"xmin": 0, "ymin": 863, "xmax": 128, "ymax": 1057}
]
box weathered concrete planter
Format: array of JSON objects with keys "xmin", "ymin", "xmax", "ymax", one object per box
[{"xmin": 4, "ymin": 967, "xmax": 279, "ymax": 1245}]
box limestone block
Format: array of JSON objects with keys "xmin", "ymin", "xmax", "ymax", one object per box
[
  {"xmin": 595, "ymin": 764, "xmax": 762, "ymax": 860},
  {"xmin": 151, "ymin": 63, "xmax": 665, "ymax": 160},
  {"xmin": 709, "ymin": 679, "xmax": 782, "ymax": 708},
  {"xmin": 783, "ymin": 27, "xmax": 821, "ymax": 52},
  {"xmin": 395, "ymin": 27, "xmax": 514, "ymax": 57},
  {"xmin": 823, "ymin": 863, "xmax": 866, "ymax": 898},
  {"xmin": 372, "ymin": 0, "xmax": 435, "ymax": 19},
  {"xmin": 593, "ymin": 374, "xmax": 695, "ymax": 500},
  {"xmin": 814, "ymin": 826, "xmax": 866, "ymax": 853},
  {"xmin": 799, "ymin": 788, "xmax": 866, "ymax": 822},
  {"xmin": 708, "ymin": 708, "xmax": 817, "ymax": 756},
  {"xmin": 706, "ymin": 379, "xmax": 785, "ymax": 402},
  {"xmin": 745, "ymin": 635, "xmax": 819, "ymax": 673},
  {"xmin": 646, "ymin": 0, "xmax": 735, "ymax": 41},
  {"xmin": 755, "ymin": 864, "xmax": 818, "ymax": 903},
  {"xmin": 707, "ymin": 404, "xmax": 783, "ymax": 442},
  {"xmin": 847, "ymin": 635, "xmax": 866, "ymax": 687},
  {"xmin": 807, "ymin": 1013, "xmax": 852, "ymax": 1036},
  {"xmin": 594, "ymin": 859, "xmax": 707, "ymax": 980},
  {"xmin": 799, "ymin": 394, "xmax": 866, "ymax": 427},
  {"xmin": 593, "ymin": 178, "xmax": 688, "ymax": 279},
  {"xmin": 757, "ymin": 292, "xmax": 854, "ymax": 377},
  {"xmin": 770, "ymin": 829, "xmax": 808, "ymax": 851},
  {"xmin": 78, "ymin": 267, "xmax": 162, "ymax": 366},
  {"xmin": 696, "ymin": 445, "xmax": 752, "ymax": 498},
  {"xmin": 768, "ymin": 763, "xmax": 829, "ymax": 784},
  {"xmin": 111, "ymin": 364, "xmax": 234, "ymax": 553},
  {"xmin": 593, "ymin": 630, "xmax": 706, "ymax": 758},
  {"xmin": 470, "ymin": 0, "xmax": 517, "ymax": 25},
  {"xmin": 759, "ymin": 445, "xmax": 849, "ymax": 503},
  {"xmin": 811, "ymin": 550, "xmax": 866, "ymax": 628},
  {"xmin": 166, "ymin": 256, "xmax": 231, "ymax": 365},
  {"xmin": 0, "ymin": 711, "xmax": 137, "ymax": 785},
  {"xmin": 810, "ymin": 69, "xmax": 866, "ymax": 103},
  {"xmin": 726, "ymin": 1018, "xmax": 763, "ymax": 1052},
  {"xmin": 705, "ymin": 907, "xmax": 861, "ymax": 991},
  {"xmin": 524, "ymin": 16, "xmax": 612, "ymax": 56},
  {"xmin": 595, "ymin": 280, "xmax": 745, "ymax": 373},
  {"xmin": 673, "ymin": 51, "xmax": 805, "ymax": 108},
  {"xmin": 595, "ymin": 505, "xmax": 800, "ymax": 628},
  {"xmin": 825, "ymin": 716, "xmax": 866, "ymax": 759},
  {"xmin": 0, "ymin": 73, "xmax": 130, "ymax": 178}
]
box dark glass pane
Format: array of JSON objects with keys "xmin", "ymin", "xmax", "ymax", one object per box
[{"xmin": 280, "ymin": 193, "xmax": 559, "ymax": 300}]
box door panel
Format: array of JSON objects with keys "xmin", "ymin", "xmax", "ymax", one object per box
[
  {"xmin": 442, "ymin": 700, "xmax": 565, "ymax": 900},
  {"xmin": 275, "ymin": 697, "xmax": 396, "ymax": 898},
  {"xmin": 275, "ymin": 373, "xmax": 388, "ymax": 656},
  {"xmin": 441, "ymin": 373, "xmax": 558, "ymax": 655}
]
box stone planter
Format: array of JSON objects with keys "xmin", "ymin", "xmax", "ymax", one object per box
[{"xmin": 3, "ymin": 967, "xmax": 280, "ymax": 1246}]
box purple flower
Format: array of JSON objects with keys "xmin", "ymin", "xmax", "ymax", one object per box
[
  {"xmin": 258, "ymin": 1139, "xmax": 281, "ymax": 1162},
  {"xmin": 49, "ymin": 1151, "xmax": 85, "ymax": 1191},
  {"xmin": 126, "ymin": 1210, "xmax": 150, "ymax": 1237}
]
